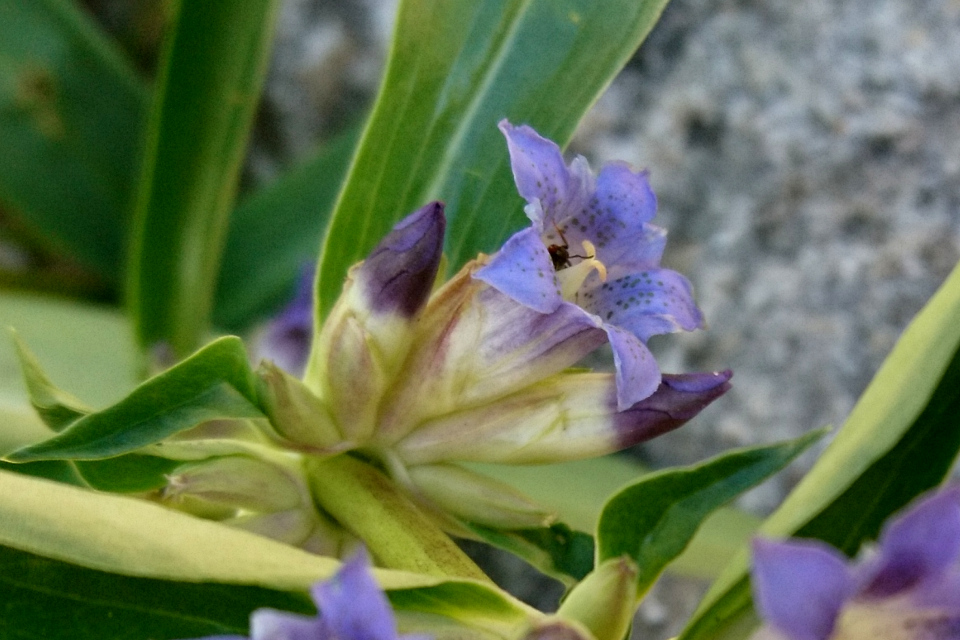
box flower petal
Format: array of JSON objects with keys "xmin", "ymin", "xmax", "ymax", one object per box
[
  {"xmin": 474, "ymin": 226, "xmax": 563, "ymax": 314},
  {"xmin": 581, "ymin": 268, "xmax": 705, "ymax": 343},
  {"xmin": 251, "ymin": 265, "xmax": 314, "ymax": 376},
  {"xmin": 499, "ymin": 119, "xmax": 588, "ymax": 224},
  {"xmin": 752, "ymin": 538, "xmax": 856, "ymax": 640},
  {"xmin": 561, "ymin": 162, "xmax": 664, "ymax": 275},
  {"xmin": 604, "ymin": 324, "xmax": 662, "ymax": 410},
  {"xmin": 862, "ymin": 486, "xmax": 960, "ymax": 598},
  {"xmin": 612, "ymin": 370, "xmax": 733, "ymax": 448},
  {"xmin": 311, "ymin": 549, "xmax": 399, "ymax": 640}
]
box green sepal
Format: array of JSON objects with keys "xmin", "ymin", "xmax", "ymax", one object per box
[
  {"xmin": 597, "ymin": 429, "xmax": 825, "ymax": 598},
  {"xmin": 6, "ymin": 336, "xmax": 264, "ymax": 462},
  {"xmin": 466, "ymin": 522, "xmax": 595, "ymax": 586},
  {"xmin": 11, "ymin": 331, "xmax": 91, "ymax": 432}
]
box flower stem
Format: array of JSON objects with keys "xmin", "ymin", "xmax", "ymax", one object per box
[{"xmin": 305, "ymin": 453, "xmax": 491, "ymax": 583}]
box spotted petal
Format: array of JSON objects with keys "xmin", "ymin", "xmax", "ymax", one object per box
[
  {"xmin": 474, "ymin": 227, "xmax": 563, "ymax": 314},
  {"xmin": 499, "ymin": 119, "xmax": 590, "ymax": 224},
  {"xmin": 582, "ymin": 268, "xmax": 705, "ymax": 342}
]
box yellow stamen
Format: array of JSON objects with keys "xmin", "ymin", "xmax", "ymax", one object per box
[{"xmin": 557, "ymin": 240, "xmax": 607, "ymax": 300}]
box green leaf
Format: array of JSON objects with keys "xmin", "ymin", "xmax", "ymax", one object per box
[
  {"xmin": 128, "ymin": 0, "xmax": 281, "ymax": 356},
  {"xmin": 0, "ymin": 0, "xmax": 147, "ymax": 279},
  {"xmin": 12, "ymin": 331, "xmax": 91, "ymax": 431},
  {"xmin": 680, "ymin": 260, "xmax": 960, "ymax": 640},
  {"xmin": 0, "ymin": 469, "xmax": 539, "ymax": 634},
  {"xmin": 316, "ymin": 0, "xmax": 672, "ymax": 318},
  {"xmin": 467, "ymin": 521, "xmax": 595, "ymax": 585},
  {"xmin": 6, "ymin": 336, "xmax": 264, "ymax": 462},
  {"xmin": 597, "ymin": 430, "xmax": 824, "ymax": 597},
  {"xmin": 0, "ymin": 543, "xmax": 312, "ymax": 640},
  {"xmin": 465, "ymin": 458, "xmax": 762, "ymax": 580},
  {"xmin": 214, "ymin": 125, "xmax": 361, "ymax": 331}
]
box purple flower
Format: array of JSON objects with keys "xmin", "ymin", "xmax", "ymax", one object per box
[
  {"xmin": 475, "ymin": 121, "xmax": 704, "ymax": 409},
  {"xmin": 751, "ymin": 486, "xmax": 960, "ymax": 640},
  {"xmin": 184, "ymin": 549, "xmax": 428, "ymax": 640},
  {"xmin": 252, "ymin": 265, "xmax": 315, "ymax": 377}
]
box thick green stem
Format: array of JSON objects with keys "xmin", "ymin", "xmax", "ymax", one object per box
[{"xmin": 305, "ymin": 453, "xmax": 491, "ymax": 583}]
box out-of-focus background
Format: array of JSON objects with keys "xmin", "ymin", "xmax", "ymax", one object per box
[{"xmin": 5, "ymin": 0, "xmax": 960, "ymax": 637}]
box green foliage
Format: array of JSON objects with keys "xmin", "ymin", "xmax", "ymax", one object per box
[
  {"xmin": 315, "ymin": 0, "xmax": 673, "ymax": 319},
  {"xmin": 467, "ymin": 522, "xmax": 595, "ymax": 585},
  {"xmin": 680, "ymin": 260, "xmax": 960, "ymax": 640},
  {"xmin": 7, "ymin": 336, "xmax": 263, "ymax": 462},
  {"xmin": 0, "ymin": 0, "xmax": 146, "ymax": 279},
  {"xmin": 214, "ymin": 126, "xmax": 361, "ymax": 331},
  {"xmin": 0, "ymin": 544, "xmax": 313, "ymax": 640},
  {"xmin": 597, "ymin": 430, "xmax": 824, "ymax": 598},
  {"xmin": 127, "ymin": 0, "xmax": 281, "ymax": 356}
]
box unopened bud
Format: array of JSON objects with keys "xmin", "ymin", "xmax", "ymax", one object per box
[
  {"xmin": 164, "ymin": 455, "xmax": 303, "ymax": 513},
  {"xmin": 557, "ymin": 556, "xmax": 638, "ymax": 640},
  {"xmin": 408, "ymin": 463, "xmax": 554, "ymax": 529},
  {"xmin": 256, "ymin": 361, "xmax": 342, "ymax": 450}
]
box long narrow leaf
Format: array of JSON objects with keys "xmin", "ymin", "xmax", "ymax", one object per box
[
  {"xmin": 316, "ymin": 0, "xmax": 672, "ymax": 318},
  {"xmin": 128, "ymin": 0, "xmax": 281, "ymax": 356},
  {"xmin": 214, "ymin": 126, "xmax": 360, "ymax": 331},
  {"xmin": 0, "ymin": 0, "xmax": 146, "ymax": 279},
  {"xmin": 680, "ymin": 260, "xmax": 960, "ymax": 640}
]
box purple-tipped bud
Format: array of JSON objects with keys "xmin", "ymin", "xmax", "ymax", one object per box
[
  {"xmin": 304, "ymin": 204, "xmax": 447, "ymax": 440},
  {"xmin": 613, "ymin": 370, "xmax": 732, "ymax": 449},
  {"xmin": 395, "ymin": 370, "xmax": 731, "ymax": 466},
  {"xmin": 357, "ymin": 201, "xmax": 445, "ymax": 318}
]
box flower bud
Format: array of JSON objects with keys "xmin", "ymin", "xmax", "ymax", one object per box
[
  {"xmin": 163, "ymin": 455, "xmax": 304, "ymax": 513},
  {"xmin": 303, "ymin": 202, "xmax": 445, "ymax": 442},
  {"xmin": 256, "ymin": 360, "xmax": 343, "ymax": 450},
  {"xmin": 395, "ymin": 371, "xmax": 732, "ymax": 466},
  {"xmin": 408, "ymin": 463, "xmax": 555, "ymax": 529},
  {"xmin": 557, "ymin": 556, "xmax": 638, "ymax": 640}
]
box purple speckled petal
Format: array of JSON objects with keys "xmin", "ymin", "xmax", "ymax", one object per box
[
  {"xmin": 357, "ymin": 201, "xmax": 445, "ymax": 318},
  {"xmin": 499, "ymin": 120, "xmax": 588, "ymax": 224},
  {"xmin": 558, "ymin": 162, "xmax": 663, "ymax": 274},
  {"xmin": 474, "ymin": 227, "xmax": 563, "ymax": 313},
  {"xmin": 604, "ymin": 324, "xmax": 662, "ymax": 410},
  {"xmin": 613, "ymin": 370, "xmax": 732, "ymax": 448},
  {"xmin": 581, "ymin": 268, "xmax": 704, "ymax": 343},
  {"xmin": 311, "ymin": 549, "xmax": 398, "ymax": 640},
  {"xmin": 752, "ymin": 538, "xmax": 856, "ymax": 640},
  {"xmin": 249, "ymin": 609, "xmax": 323, "ymax": 640},
  {"xmin": 861, "ymin": 486, "xmax": 960, "ymax": 598}
]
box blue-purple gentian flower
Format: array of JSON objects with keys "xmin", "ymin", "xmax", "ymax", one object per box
[
  {"xmin": 751, "ymin": 485, "xmax": 960, "ymax": 640},
  {"xmin": 183, "ymin": 549, "xmax": 427, "ymax": 640},
  {"xmin": 475, "ymin": 120, "xmax": 705, "ymax": 409}
]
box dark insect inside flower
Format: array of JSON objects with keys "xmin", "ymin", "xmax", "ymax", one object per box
[{"xmin": 546, "ymin": 223, "xmax": 592, "ymax": 271}]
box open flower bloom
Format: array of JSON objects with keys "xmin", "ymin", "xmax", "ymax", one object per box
[
  {"xmin": 475, "ymin": 121, "xmax": 705, "ymax": 409},
  {"xmin": 156, "ymin": 124, "xmax": 727, "ymax": 545},
  {"xmin": 751, "ymin": 486, "xmax": 960, "ymax": 640},
  {"xmin": 182, "ymin": 549, "xmax": 427, "ymax": 640}
]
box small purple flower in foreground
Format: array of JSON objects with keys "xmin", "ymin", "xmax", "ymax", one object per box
[
  {"xmin": 252, "ymin": 265, "xmax": 315, "ymax": 377},
  {"xmin": 751, "ymin": 485, "xmax": 960, "ymax": 640},
  {"xmin": 184, "ymin": 549, "xmax": 428, "ymax": 640},
  {"xmin": 476, "ymin": 120, "xmax": 705, "ymax": 409}
]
